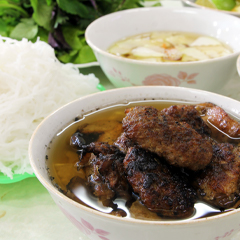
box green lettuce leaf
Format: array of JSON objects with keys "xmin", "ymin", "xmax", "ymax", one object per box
[
  {"xmin": 61, "ymin": 25, "xmax": 84, "ymax": 50},
  {"xmin": 0, "ymin": 0, "xmax": 29, "ymax": 17},
  {"xmin": 74, "ymin": 45, "xmax": 96, "ymax": 64},
  {"xmin": 56, "ymin": 0, "xmax": 91, "ymax": 18},
  {"xmin": 10, "ymin": 18, "xmax": 38, "ymax": 39},
  {"xmin": 30, "ymin": 0, "xmax": 53, "ymax": 30}
]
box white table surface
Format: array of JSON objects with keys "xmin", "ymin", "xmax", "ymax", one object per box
[{"xmin": 2, "ymin": 1, "xmax": 240, "ymax": 240}]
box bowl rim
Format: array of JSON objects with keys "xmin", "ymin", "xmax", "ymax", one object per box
[
  {"xmin": 29, "ymin": 86, "xmax": 240, "ymax": 226},
  {"xmin": 85, "ymin": 6, "xmax": 240, "ymax": 66},
  {"xmin": 237, "ymin": 55, "xmax": 240, "ymax": 76},
  {"xmin": 181, "ymin": 0, "xmax": 240, "ymax": 17}
]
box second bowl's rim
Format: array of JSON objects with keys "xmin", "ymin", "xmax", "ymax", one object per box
[
  {"xmin": 29, "ymin": 86, "xmax": 240, "ymax": 226},
  {"xmin": 237, "ymin": 55, "xmax": 240, "ymax": 76},
  {"xmin": 85, "ymin": 6, "xmax": 240, "ymax": 66},
  {"xmin": 181, "ymin": 0, "xmax": 240, "ymax": 16}
]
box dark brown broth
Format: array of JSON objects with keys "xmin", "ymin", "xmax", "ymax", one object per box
[
  {"xmin": 47, "ymin": 100, "xmax": 176, "ymax": 191},
  {"xmin": 46, "ymin": 100, "xmax": 239, "ymax": 221}
]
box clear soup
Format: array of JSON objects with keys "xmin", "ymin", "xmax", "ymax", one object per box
[{"xmin": 107, "ymin": 31, "xmax": 232, "ymax": 63}]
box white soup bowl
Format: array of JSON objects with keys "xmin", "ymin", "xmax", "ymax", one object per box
[
  {"xmin": 85, "ymin": 7, "xmax": 240, "ymax": 91},
  {"xmin": 29, "ymin": 86, "xmax": 240, "ymax": 240}
]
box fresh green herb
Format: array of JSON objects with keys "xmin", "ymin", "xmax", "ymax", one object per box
[
  {"xmin": 0, "ymin": 0, "xmax": 153, "ymax": 64},
  {"xmin": 10, "ymin": 18, "xmax": 38, "ymax": 39}
]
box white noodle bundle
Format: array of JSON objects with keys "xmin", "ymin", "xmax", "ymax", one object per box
[{"xmin": 0, "ymin": 37, "xmax": 100, "ymax": 178}]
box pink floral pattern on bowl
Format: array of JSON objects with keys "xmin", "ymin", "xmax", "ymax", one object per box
[
  {"xmin": 109, "ymin": 67, "xmax": 132, "ymax": 83},
  {"xmin": 59, "ymin": 205, "xmax": 110, "ymax": 240},
  {"xmin": 143, "ymin": 71, "xmax": 198, "ymax": 86}
]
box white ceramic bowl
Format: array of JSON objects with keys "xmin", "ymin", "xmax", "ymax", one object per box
[
  {"xmin": 181, "ymin": 0, "xmax": 240, "ymax": 17},
  {"xmin": 85, "ymin": 7, "xmax": 240, "ymax": 91},
  {"xmin": 29, "ymin": 86, "xmax": 240, "ymax": 240}
]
